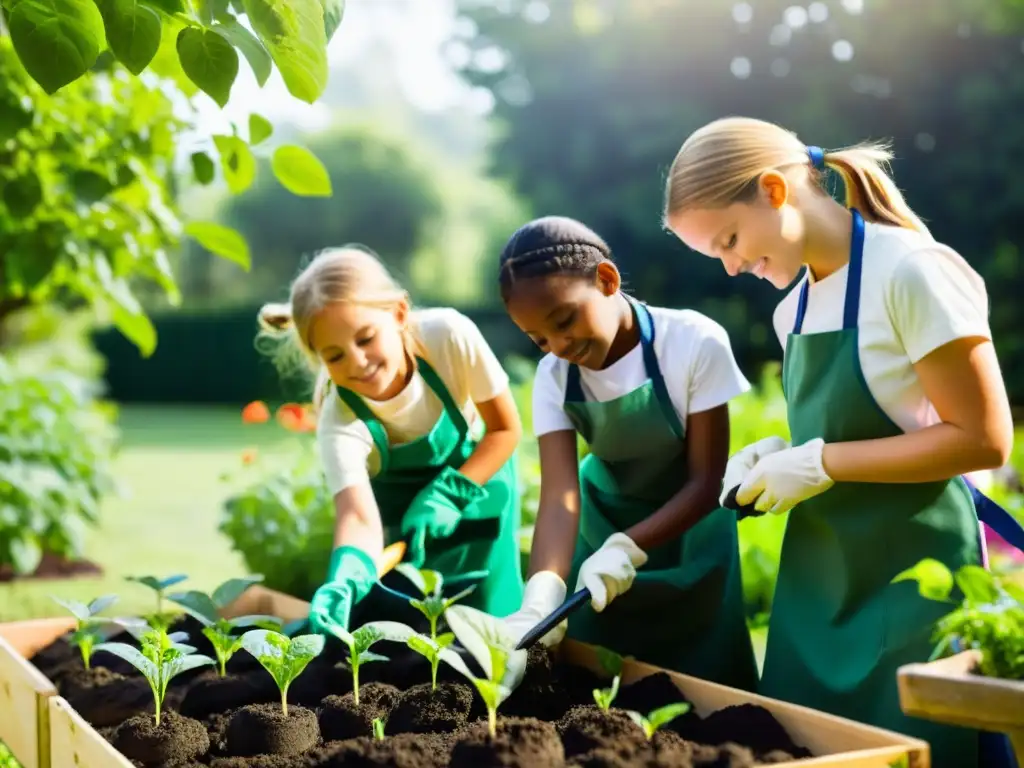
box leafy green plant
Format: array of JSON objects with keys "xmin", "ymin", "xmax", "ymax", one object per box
[
  {"xmin": 0, "ymin": 358, "xmax": 117, "ymax": 576},
  {"xmin": 592, "ymin": 647, "xmax": 625, "ymax": 712},
  {"xmin": 372, "ymin": 717, "xmax": 385, "ymax": 742},
  {"xmin": 125, "ymin": 573, "xmax": 188, "ymax": 627},
  {"xmin": 892, "ymin": 558, "xmax": 1024, "ymax": 680},
  {"xmin": 407, "ymin": 632, "xmax": 456, "ymax": 691},
  {"xmin": 219, "ymin": 447, "xmax": 336, "ymax": 600},
  {"xmin": 324, "ymin": 621, "xmax": 416, "ymax": 707},
  {"xmin": 439, "ymin": 605, "xmax": 528, "ymax": 738},
  {"xmin": 95, "ymin": 628, "xmax": 216, "ymax": 725},
  {"xmin": 626, "ymin": 703, "xmax": 691, "ymax": 740},
  {"xmin": 394, "ymin": 564, "xmax": 477, "ymax": 641},
  {"xmin": 165, "ymin": 576, "xmax": 280, "ymax": 675},
  {"xmin": 50, "ymin": 595, "xmax": 123, "ymax": 670},
  {"xmin": 240, "ymin": 629, "xmax": 325, "ymax": 715}
]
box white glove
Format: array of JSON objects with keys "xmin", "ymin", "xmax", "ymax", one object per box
[
  {"xmin": 719, "ymin": 436, "xmax": 790, "ymax": 506},
  {"xmin": 575, "ymin": 532, "xmax": 648, "ymax": 612},
  {"xmin": 502, "ymin": 570, "xmax": 568, "ymax": 648},
  {"xmin": 736, "ymin": 437, "xmax": 834, "ymax": 515}
]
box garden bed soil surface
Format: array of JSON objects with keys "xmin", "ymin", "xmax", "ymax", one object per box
[
  {"xmin": 0, "ymin": 551, "xmax": 103, "ymax": 582},
  {"xmin": 29, "ymin": 615, "xmax": 814, "ymax": 768}
]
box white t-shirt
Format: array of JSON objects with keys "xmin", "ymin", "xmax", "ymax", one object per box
[
  {"xmin": 317, "ymin": 308, "xmax": 510, "ymax": 496},
  {"xmin": 532, "ymin": 305, "xmax": 751, "ymax": 437},
  {"xmin": 772, "ymin": 221, "xmax": 991, "ymax": 434}
]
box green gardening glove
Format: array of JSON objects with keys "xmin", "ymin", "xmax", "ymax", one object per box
[
  {"xmin": 308, "ymin": 546, "xmax": 377, "ymax": 636},
  {"xmin": 400, "ymin": 466, "xmax": 486, "ymax": 567}
]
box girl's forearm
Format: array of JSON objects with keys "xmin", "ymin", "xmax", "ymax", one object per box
[
  {"xmin": 528, "ymin": 497, "xmax": 580, "ymax": 581},
  {"xmin": 333, "ymin": 485, "xmax": 385, "ymax": 561},
  {"xmin": 458, "ymin": 428, "xmax": 520, "ymax": 486},
  {"xmin": 625, "ymin": 473, "xmax": 721, "ymax": 551},
  {"xmin": 822, "ymin": 423, "xmax": 1009, "ymax": 484}
]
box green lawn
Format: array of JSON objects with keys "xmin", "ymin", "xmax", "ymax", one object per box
[{"xmin": 0, "ymin": 405, "xmax": 298, "ymax": 622}]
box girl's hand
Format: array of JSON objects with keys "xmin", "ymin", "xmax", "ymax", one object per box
[
  {"xmin": 720, "ymin": 436, "xmax": 790, "ymax": 506},
  {"xmin": 736, "ymin": 438, "xmax": 834, "ymax": 515}
]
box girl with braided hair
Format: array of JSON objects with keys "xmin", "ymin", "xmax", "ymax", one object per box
[{"xmin": 497, "ymin": 215, "xmax": 758, "ymax": 690}]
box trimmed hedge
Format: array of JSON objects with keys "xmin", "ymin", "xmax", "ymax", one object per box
[{"xmin": 92, "ymin": 305, "xmax": 538, "ymax": 404}]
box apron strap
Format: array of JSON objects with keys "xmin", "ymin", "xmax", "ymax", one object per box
[
  {"xmin": 334, "ymin": 357, "xmax": 470, "ymax": 477},
  {"xmin": 792, "ymin": 208, "xmax": 866, "ymax": 334},
  {"xmin": 565, "ymin": 296, "xmax": 685, "ymax": 442},
  {"xmin": 962, "ymin": 475, "xmax": 1024, "ymax": 555}
]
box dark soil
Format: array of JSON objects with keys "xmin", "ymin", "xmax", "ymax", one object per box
[
  {"xmin": 0, "ymin": 550, "xmax": 103, "ymax": 582},
  {"xmin": 112, "ymin": 710, "xmax": 210, "ymax": 764},
  {"xmin": 28, "ymin": 617, "xmax": 815, "ymax": 767}
]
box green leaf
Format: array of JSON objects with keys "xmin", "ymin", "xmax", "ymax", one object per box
[
  {"xmin": 211, "ymin": 575, "xmax": 263, "ymax": 608},
  {"xmin": 647, "ymin": 702, "xmax": 690, "ymax": 731},
  {"xmin": 88, "ymin": 595, "xmax": 118, "ymax": 615},
  {"xmin": 70, "ymin": 170, "xmax": 114, "ymax": 203},
  {"xmin": 595, "ymin": 646, "xmax": 624, "ymax": 677},
  {"xmin": 142, "ymin": 0, "xmax": 186, "ymax": 12},
  {"xmin": 111, "ymin": 302, "xmax": 157, "ymax": 358},
  {"xmin": 212, "ymin": 20, "xmax": 272, "ymax": 87},
  {"xmin": 249, "ymin": 113, "xmax": 273, "ymax": 145},
  {"xmin": 213, "ymin": 134, "xmax": 256, "ymax": 194},
  {"xmin": 320, "ymin": 0, "xmax": 344, "ymax": 41},
  {"xmin": 2, "ymin": 173, "xmax": 43, "ymax": 217},
  {"xmin": 271, "ymin": 145, "xmax": 332, "ymax": 196},
  {"xmin": 241, "ymin": 0, "xmax": 328, "ymax": 103},
  {"xmin": 52, "ymin": 597, "xmax": 92, "ymax": 621},
  {"xmin": 196, "ymin": 0, "xmax": 230, "ymax": 24},
  {"xmin": 0, "ymin": 98, "xmax": 34, "ymax": 141},
  {"xmin": 9, "ymin": 537, "xmax": 42, "ymax": 575},
  {"xmin": 93, "ymin": 641, "xmax": 159, "ymax": 680},
  {"xmin": 891, "ymin": 558, "xmax": 954, "ymax": 602},
  {"xmin": 95, "ymin": 0, "xmax": 162, "ymax": 75},
  {"xmin": 954, "ymin": 566, "xmax": 1000, "ymax": 604},
  {"xmin": 184, "ymin": 221, "xmax": 251, "ymax": 270},
  {"xmin": 166, "ymin": 589, "xmax": 220, "ymax": 624},
  {"xmin": 176, "ymin": 26, "xmax": 239, "ymax": 108},
  {"xmin": 191, "ymin": 152, "xmax": 216, "ymax": 185},
  {"xmin": 8, "ymin": 0, "xmax": 105, "ymax": 94}
]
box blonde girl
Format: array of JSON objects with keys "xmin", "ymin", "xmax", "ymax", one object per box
[
  {"xmin": 259, "ymin": 245, "xmax": 524, "ymax": 633},
  {"xmin": 662, "ymin": 116, "xmax": 1023, "ymax": 768}
]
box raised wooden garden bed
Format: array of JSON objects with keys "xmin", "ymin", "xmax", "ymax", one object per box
[{"xmin": 0, "ymin": 584, "xmax": 932, "ymax": 768}]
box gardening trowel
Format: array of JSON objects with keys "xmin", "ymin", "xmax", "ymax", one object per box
[{"xmin": 514, "ymin": 486, "xmax": 765, "ymax": 650}]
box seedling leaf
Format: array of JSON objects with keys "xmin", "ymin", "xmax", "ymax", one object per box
[
  {"xmin": 626, "ymin": 702, "xmax": 691, "ymax": 740},
  {"xmin": 212, "ymin": 575, "xmax": 264, "ymax": 608},
  {"xmin": 166, "ymin": 590, "xmax": 220, "ymax": 625},
  {"xmin": 891, "ymin": 558, "xmax": 954, "ymax": 602},
  {"xmin": 954, "ymin": 566, "xmax": 1000, "ymax": 605},
  {"xmin": 325, "ymin": 621, "xmax": 415, "ymax": 705},
  {"xmin": 53, "ymin": 597, "xmax": 92, "ymax": 621},
  {"xmin": 240, "ymin": 629, "xmax": 324, "ymax": 715}
]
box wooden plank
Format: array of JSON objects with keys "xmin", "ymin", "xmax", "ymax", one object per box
[
  {"xmin": 48, "ymin": 697, "xmax": 132, "ymax": 768},
  {"xmin": 562, "ymin": 640, "xmax": 930, "ymax": 768},
  {"xmin": 0, "ymin": 618, "xmax": 76, "ymax": 768}
]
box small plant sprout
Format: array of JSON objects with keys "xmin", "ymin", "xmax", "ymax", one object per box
[
  {"xmin": 125, "ymin": 574, "xmax": 189, "ymax": 627},
  {"xmin": 325, "ymin": 621, "xmax": 416, "ymax": 706},
  {"xmin": 407, "ymin": 632, "xmax": 456, "ymax": 691},
  {"xmin": 439, "ymin": 604, "xmax": 527, "ymax": 738},
  {"xmin": 395, "ymin": 564, "xmax": 477, "ymax": 641},
  {"xmin": 240, "ymin": 629, "xmax": 325, "ymax": 716},
  {"xmin": 51, "ymin": 595, "xmax": 122, "ymax": 670},
  {"xmin": 626, "ymin": 703, "xmax": 691, "ymax": 741},
  {"xmin": 95, "ymin": 629, "xmax": 216, "ymax": 726},
  {"xmin": 372, "ymin": 717, "xmax": 386, "ymax": 742},
  {"xmin": 592, "ymin": 647, "xmax": 625, "ymax": 712},
  {"xmin": 166, "ymin": 576, "xmax": 281, "ymax": 675}
]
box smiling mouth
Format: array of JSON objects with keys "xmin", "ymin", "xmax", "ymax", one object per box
[
  {"xmin": 567, "ymin": 342, "xmax": 590, "ymax": 363},
  {"xmin": 353, "ymin": 364, "xmax": 381, "ymax": 383},
  {"xmin": 749, "ymin": 257, "xmax": 768, "ymax": 278}
]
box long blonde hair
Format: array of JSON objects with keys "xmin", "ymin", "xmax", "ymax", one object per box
[
  {"xmin": 257, "ymin": 245, "xmax": 428, "ymax": 410},
  {"xmin": 663, "ymin": 116, "xmax": 928, "ymax": 235}
]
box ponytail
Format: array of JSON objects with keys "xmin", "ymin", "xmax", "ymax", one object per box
[{"xmin": 818, "ymin": 141, "xmax": 931, "ymax": 236}]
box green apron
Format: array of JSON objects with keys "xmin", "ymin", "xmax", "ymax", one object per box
[
  {"xmin": 758, "ymin": 209, "xmax": 982, "ymax": 768},
  {"xmin": 562, "ymin": 298, "xmax": 758, "ymax": 691},
  {"xmin": 335, "ymin": 358, "xmax": 523, "ymax": 618}
]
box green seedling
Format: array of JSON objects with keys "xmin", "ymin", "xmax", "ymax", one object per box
[
  {"xmin": 372, "ymin": 717, "xmax": 385, "ymax": 741},
  {"xmin": 240, "ymin": 629, "xmax": 325, "ymax": 716},
  {"xmin": 395, "ymin": 564, "xmax": 477, "ymax": 641},
  {"xmin": 325, "ymin": 621, "xmax": 416, "ymax": 706},
  {"xmin": 439, "ymin": 604, "xmax": 527, "ymax": 738},
  {"xmin": 626, "ymin": 703, "xmax": 691, "ymax": 740},
  {"xmin": 96, "ymin": 628, "xmax": 216, "ymax": 726},
  {"xmin": 51, "ymin": 595, "xmax": 123, "ymax": 670},
  {"xmin": 125, "ymin": 574, "xmax": 189, "ymax": 628},
  {"xmin": 592, "ymin": 647, "xmax": 625, "ymax": 711},
  {"xmin": 166, "ymin": 575, "xmax": 281, "ymax": 675},
  {"xmin": 407, "ymin": 631, "xmax": 456, "ymax": 691}
]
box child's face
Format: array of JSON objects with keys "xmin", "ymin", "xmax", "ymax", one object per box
[
  {"xmin": 309, "ymin": 301, "xmax": 410, "ymax": 401},
  {"xmin": 666, "ymin": 172, "xmax": 805, "ymax": 290},
  {"xmin": 504, "ymin": 264, "xmax": 622, "ymax": 370}
]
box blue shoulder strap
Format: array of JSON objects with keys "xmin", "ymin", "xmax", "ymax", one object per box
[{"xmin": 962, "ymin": 475, "xmax": 1024, "ymax": 555}]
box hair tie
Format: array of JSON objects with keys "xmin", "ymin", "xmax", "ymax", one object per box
[{"xmin": 806, "ymin": 145, "xmax": 826, "ymax": 169}]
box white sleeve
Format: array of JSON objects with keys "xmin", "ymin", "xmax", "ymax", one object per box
[
  {"xmin": 443, "ymin": 310, "xmax": 510, "ymax": 403},
  {"xmin": 888, "ymin": 248, "xmax": 991, "ymax": 364},
  {"xmin": 316, "ymin": 391, "xmax": 374, "ymax": 496},
  {"xmin": 686, "ymin": 316, "xmax": 752, "ymax": 413},
  {"xmin": 532, "ymin": 357, "xmax": 574, "ymax": 436}
]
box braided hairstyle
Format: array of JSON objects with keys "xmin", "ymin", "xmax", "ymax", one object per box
[{"xmin": 498, "ymin": 216, "xmax": 614, "ymax": 302}]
